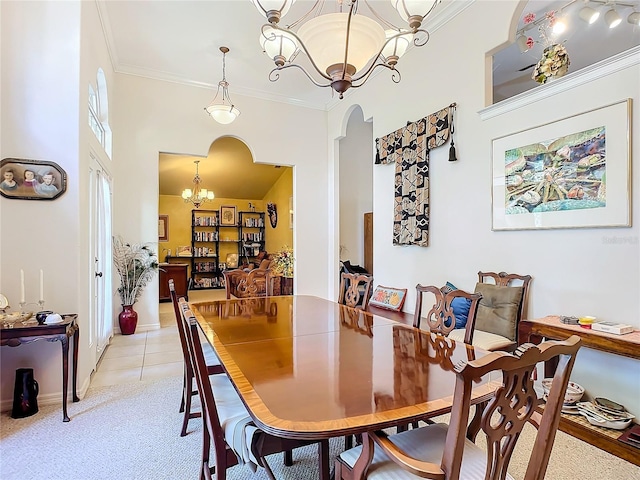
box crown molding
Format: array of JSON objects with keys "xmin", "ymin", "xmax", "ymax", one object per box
[{"xmin": 479, "ymin": 45, "xmax": 640, "ymax": 120}]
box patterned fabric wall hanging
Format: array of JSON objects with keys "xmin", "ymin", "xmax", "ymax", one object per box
[{"xmin": 375, "ymin": 104, "xmax": 455, "ymax": 247}]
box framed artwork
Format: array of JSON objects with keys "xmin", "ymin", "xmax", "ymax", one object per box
[
  {"xmin": 158, "ymin": 215, "xmax": 169, "ymax": 242},
  {"xmin": 0, "ymin": 158, "xmax": 67, "ymax": 200},
  {"xmin": 492, "ymin": 99, "xmax": 631, "ymax": 231},
  {"xmin": 220, "ymin": 205, "xmax": 237, "ymax": 226}
]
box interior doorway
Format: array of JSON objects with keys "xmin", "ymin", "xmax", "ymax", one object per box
[{"xmin": 339, "ymin": 107, "xmax": 374, "ymax": 275}]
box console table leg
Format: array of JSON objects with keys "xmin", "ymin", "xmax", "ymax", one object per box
[
  {"xmin": 318, "ymin": 439, "xmax": 330, "ymax": 480},
  {"xmin": 72, "ymin": 327, "xmax": 79, "ymax": 402},
  {"xmin": 61, "ymin": 336, "xmax": 70, "ymax": 422}
]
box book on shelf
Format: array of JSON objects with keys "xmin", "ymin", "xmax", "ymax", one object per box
[{"xmin": 591, "ymin": 321, "xmax": 634, "ymax": 335}]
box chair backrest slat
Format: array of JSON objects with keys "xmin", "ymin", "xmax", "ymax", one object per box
[
  {"xmin": 442, "ymin": 336, "xmax": 581, "ymax": 480},
  {"xmin": 413, "ymin": 284, "xmax": 482, "ymax": 344},
  {"xmin": 338, "ymin": 272, "xmax": 373, "ymax": 309}
]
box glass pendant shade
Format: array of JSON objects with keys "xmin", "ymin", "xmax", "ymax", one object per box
[
  {"xmin": 181, "ymin": 189, "xmax": 192, "ymax": 199},
  {"xmin": 260, "ymin": 26, "xmax": 298, "ymax": 62},
  {"xmin": 382, "ymin": 30, "xmax": 412, "ymax": 61},
  {"xmin": 298, "ymin": 13, "xmax": 386, "ymax": 76},
  {"xmin": 252, "ymin": 0, "xmax": 297, "ymax": 19},
  {"xmin": 205, "ymin": 104, "xmax": 240, "ymax": 125},
  {"xmin": 390, "ymin": 0, "xmax": 438, "ymax": 20},
  {"xmin": 579, "ymin": 6, "xmax": 600, "ymax": 24},
  {"xmin": 628, "ymin": 11, "xmax": 640, "ymax": 25}
]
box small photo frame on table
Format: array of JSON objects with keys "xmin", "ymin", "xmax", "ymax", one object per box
[
  {"xmin": 0, "ymin": 158, "xmax": 67, "ymax": 201},
  {"xmin": 220, "ymin": 205, "xmax": 237, "ymax": 226},
  {"xmin": 158, "ymin": 215, "xmax": 169, "ymax": 242},
  {"xmin": 491, "ymin": 99, "xmax": 631, "ymax": 231}
]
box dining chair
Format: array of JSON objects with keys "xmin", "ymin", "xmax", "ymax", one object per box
[
  {"xmin": 169, "ymin": 280, "xmax": 223, "ymax": 437},
  {"xmin": 223, "ymin": 268, "xmax": 272, "ymax": 299},
  {"xmin": 335, "ymin": 335, "xmax": 582, "ymax": 480},
  {"xmin": 339, "ymin": 272, "xmax": 373, "ymax": 310},
  {"xmin": 413, "ymin": 284, "xmax": 482, "ymax": 344},
  {"xmin": 181, "ymin": 306, "xmax": 327, "ymax": 480},
  {"xmin": 448, "ymin": 272, "xmax": 532, "ymax": 352}
]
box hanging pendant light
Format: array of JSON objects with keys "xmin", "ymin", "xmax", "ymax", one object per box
[
  {"xmin": 182, "ymin": 160, "xmax": 214, "ymax": 209},
  {"xmin": 204, "ymin": 47, "xmax": 240, "ymax": 125}
]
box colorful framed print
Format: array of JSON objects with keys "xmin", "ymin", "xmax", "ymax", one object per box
[
  {"xmin": 492, "ymin": 99, "xmax": 631, "ymax": 230},
  {"xmin": 369, "ymin": 285, "xmax": 407, "ymax": 312}
]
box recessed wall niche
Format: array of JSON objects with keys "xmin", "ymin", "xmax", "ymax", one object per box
[{"xmin": 492, "ymin": 0, "xmax": 640, "ymax": 103}]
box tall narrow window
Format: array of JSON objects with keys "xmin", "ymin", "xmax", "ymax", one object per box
[
  {"xmin": 88, "ymin": 69, "xmax": 112, "ymax": 159},
  {"xmin": 88, "ymin": 84, "xmax": 105, "ymax": 144}
]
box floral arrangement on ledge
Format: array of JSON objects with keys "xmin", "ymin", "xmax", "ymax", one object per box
[
  {"xmin": 270, "ymin": 245, "xmax": 294, "ymax": 278},
  {"xmin": 113, "ymin": 236, "xmax": 159, "ymax": 306},
  {"xmin": 522, "ymin": 10, "xmax": 570, "ymax": 84},
  {"xmin": 532, "ymin": 43, "xmax": 570, "ymax": 84}
]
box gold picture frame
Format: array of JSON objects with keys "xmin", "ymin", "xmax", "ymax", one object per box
[{"xmin": 158, "ymin": 215, "xmax": 169, "ymax": 241}]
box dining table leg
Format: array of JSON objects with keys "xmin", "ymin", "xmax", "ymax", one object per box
[{"xmin": 318, "ymin": 439, "xmax": 330, "ymax": 480}]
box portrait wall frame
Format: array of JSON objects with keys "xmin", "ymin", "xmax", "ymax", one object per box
[
  {"xmin": 0, "ymin": 158, "xmax": 67, "ymax": 200},
  {"xmin": 491, "ymin": 99, "xmax": 631, "ymax": 231}
]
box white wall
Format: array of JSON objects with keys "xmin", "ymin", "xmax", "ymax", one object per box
[
  {"xmin": 339, "ymin": 106, "xmax": 373, "ymax": 266},
  {"xmin": 327, "ymin": 1, "xmax": 640, "ymax": 414},
  {"xmin": 0, "ymin": 0, "xmax": 83, "ymax": 407},
  {"xmin": 112, "ymin": 74, "xmax": 329, "ymax": 332}
]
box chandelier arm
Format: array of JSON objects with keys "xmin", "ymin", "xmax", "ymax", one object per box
[
  {"xmin": 340, "ymin": 2, "xmax": 358, "ymax": 81},
  {"xmin": 362, "ymin": 0, "xmax": 404, "ymax": 30},
  {"xmin": 352, "ymin": 63, "xmax": 402, "ymax": 89},
  {"xmin": 413, "ymin": 28, "xmax": 431, "ymax": 47},
  {"xmin": 269, "ymin": 64, "xmax": 333, "ymax": 88},
  {"xmin": 286, "ymin": 0, "xmax": 323, "ymax": 29}
]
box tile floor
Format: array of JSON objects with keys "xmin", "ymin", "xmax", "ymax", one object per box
[{"xmin": 91, "ymin": 289, "xmax": 226, "ymax": 387}]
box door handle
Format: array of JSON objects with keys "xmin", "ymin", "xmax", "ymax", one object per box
[{"xmin": 95, "ymin": 272, "xmax": 103, "ymax": 278}]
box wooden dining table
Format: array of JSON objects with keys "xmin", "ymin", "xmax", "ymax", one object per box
[{"xmin": 190, "ymin": 295, "xmax": 499, "ymax": 480}]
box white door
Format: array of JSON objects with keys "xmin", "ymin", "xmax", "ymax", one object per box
[{"xmin": 89, "ymin": 154, "xmax": 113, "ymax": 362}]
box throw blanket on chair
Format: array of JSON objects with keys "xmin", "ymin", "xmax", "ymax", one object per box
[{"xmin": 376, "ymin": 105, "xmax": 452, "ymax": 247}]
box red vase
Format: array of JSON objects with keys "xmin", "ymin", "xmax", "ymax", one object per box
[{"xmin": 119, "ymin": 305, "xmax": 138, "ymax": 335}]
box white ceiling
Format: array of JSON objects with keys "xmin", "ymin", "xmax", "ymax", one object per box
[{"xmin": 97, "ymin": 0, "xmax": 638, "ymax": 196}]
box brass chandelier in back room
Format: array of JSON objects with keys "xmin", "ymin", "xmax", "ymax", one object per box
[
  {"xmin": 251, "ymin": 0, "xmax": 442, "ymax": 99},
  {"xmin": 182, "ymin": 160, "xmax": 214, "ymax": 209}
]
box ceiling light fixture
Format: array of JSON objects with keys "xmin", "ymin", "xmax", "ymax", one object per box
[
  {"xmin": 252, "ymin": 0, "xmax": 441, "ymax": 99},
  {"xmin": 605, "ymin": 7, "xmax": 623, "ymax": 27},
  {"xmin": 579, "ymin": 4, "xmax": 600, "ymax": 23},
  {"xmin": 628, "ymin": 10, "xmax": 640, "ymax": 23},
  {"xmin": 516, "ymin": 34, "xmax": 530, "ymax": 53},
  {"xmin": 204, "ymin": 47, "xmax": 240, "ymax": 125},
  {"xmin": 182, "ymin": 160, "xmax": 214, "ymax": 209}
]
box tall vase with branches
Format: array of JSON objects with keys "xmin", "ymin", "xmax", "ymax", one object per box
[{"xmin": 113, "ymin": 236, "xmax": 159, "ymax": 334}]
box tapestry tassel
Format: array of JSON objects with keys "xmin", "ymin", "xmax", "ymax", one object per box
[{"xmin": 448, "ymin": 103, "xmax": 457, "ymax": 162}]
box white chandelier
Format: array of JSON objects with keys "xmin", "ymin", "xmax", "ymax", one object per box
[
  {"xmin": 204, "ymin": 46, "xmax": 240, "ymax": 124},
  {"xmin": 252, "ymin": 0, "xmax": 441, "ymax": 99},
  {"xmin": 182, "ymin": 160, "xmax": 214, "ymax": 209}
]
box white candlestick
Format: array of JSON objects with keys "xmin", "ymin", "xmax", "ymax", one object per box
[
  {"xmin": 20, "ymin": 269, "xmax": 25, "ymax": 303},
  {"xmin": 40, "ymin": 270, "xmax": 44, "ymax": 303}
]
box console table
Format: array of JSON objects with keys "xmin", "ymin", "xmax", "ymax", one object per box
[
  {"xmin": 1, "ymin": 314, "xmax": 79, "ymax": 422},
  {"xmin": 519, "ymin": 316, "xmax": 640, "ymax": 466}
]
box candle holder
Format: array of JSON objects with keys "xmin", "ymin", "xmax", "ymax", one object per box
[{"xmin": 19, "ymin": 300, "xmax": 44, "ymax": 313}]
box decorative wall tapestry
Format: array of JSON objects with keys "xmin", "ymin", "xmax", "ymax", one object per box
[{"xmin": 375, "ymin": 104, "xmax": 456, "ymax": 246}]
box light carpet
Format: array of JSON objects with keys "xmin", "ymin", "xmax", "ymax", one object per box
[{"xmin": 1, "ymin": 375, "xmax": 638, "ymax": 480}]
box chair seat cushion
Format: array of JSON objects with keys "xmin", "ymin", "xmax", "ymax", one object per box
[
  {"xmin": 339, "ymin": 423, "xmax": 515, "ymax": 480},
  {"xmin": 210, "ymin": 375, "xmax": 260, "ymax": 471},
  {"xmin": 449, "ymin": 329, "xmax": 514, "ymax": 351}
]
